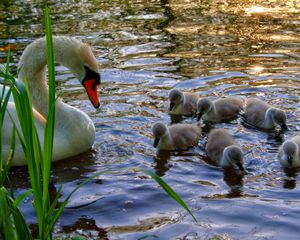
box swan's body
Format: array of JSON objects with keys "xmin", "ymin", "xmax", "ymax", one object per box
[
  {"xmin": 168, "ymin": 89, "xmax": 200, "ymax": 115},
  {"xmin": 205, "ymin": 129, "xmax": 244, "ymax": 171},
  {"xmin": 278, "ymin": 135, "xmax": 300, "ymax": 168},
  {"xmin": 1, "ymin": 36, "xmax": 100, "ymax": 166},
  {"xmin": 152, "ymin": 122, "xmax": 202, "ymax": 151},
  {"xmin": 197, "ymin": 97, "xmax": 243, "ymax": 123},
  {"xmin": 244, "ymin": 98, "xmax": 287, "ymax": 130}
]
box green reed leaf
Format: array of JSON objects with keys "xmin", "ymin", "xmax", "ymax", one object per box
[{"xmin": 140, "ymin": 168, "xmax": 197, "ymax": 222}]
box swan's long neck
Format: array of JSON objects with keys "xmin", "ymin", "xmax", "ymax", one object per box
[
  {"xmin": 162, "ymin": 130, "xmax": 173, "ymax": 149},
  {"xmin": 18, "ymin": 41, "xmax": 48, "ymax": 116},
  {"xmin": 263, "ymin": 108, "xmax": 276, "ymax": 129},
  {"xmin": 209, "ymin": 103, "xmax": 217, "ymax": 116},
  {"xmin": 17, "ymin": 37, "xmax": 95, "ymax": 160},
  {"xmin": 18, "ymin": 37, "xmax": 81, "ymax": 117},
  {"xmin": 220, "ymin": 147, "xmax": 232, "ymax": 167},
  {"xmin": 174, "ymin": 95, "xmax": 185, "ymax": 112},
  {"xmin": 204, "ymin": 102, "xmax": 217, "ymax": 120},
  {"xmin": 23, "ymin": 67, "xmax": 50, "ymax": 116}
]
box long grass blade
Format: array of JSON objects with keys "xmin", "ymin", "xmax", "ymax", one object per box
[
  {"xmin": 9, "ymin": 75, "xmax": 45, "ymax": 236},
  {"xmin": 0, "ymin": 125, "xmax": 15, "ymax": 186},
  {"xmin": 0, "ymin": 187, "xmax": 32, "ymax": 240},
  {"xmin": 11, "ymin": 204, "xmax": 33, "ymax": 240},
  {"xmin": 6, "ymin": 190, "xmax": 33, "ymax": 240},
  {"xmin": 0, "ymin": 51, "xmax": 12, "ymax": 170},
  {"xmin": 12, "ymin": 189, "xmax": 33, "ymax": 208},
  {"xmin": 0, "ymin": 86, "xmax": 12, "ymax": 172},
  {"xmin": 0, "ymin": 49, "xmax": 11, "ymax": 101},
  {"xmin": 42, "ymin": 6, "xmax": 57, "ymax": 239},
  {"xmin": 0, "ymin": 187, "xmax": 16, "ymax": 239},
  {"xmin": 140, "ymin": 168, "xmax": 197, "ymax": 222}
]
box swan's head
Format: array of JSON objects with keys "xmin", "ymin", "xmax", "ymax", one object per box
[
  {"xmin": 152, "ymin": 122, "xmax": 168, "ymax": 147},
  {"xmin": 18, "ymin": 36, "xmax": 101, "ymax": 110},
  {"xmin": 196, "ymin": 98, "xmax": 212, "ymax": 121},
  {"xmin": 279, "ymin": 140, "xmax": 298, "ymax": 168},
  {"xmin": 169, "ymin": 89, "xmax": 184, "ymax": 111},
  {"xmin": 39, "ymin": 37, "xmax": 101, "ymax": 108},
  {"xmin": 222, "ymin": 145, "xmax": 244, "ymax": 172},
  {"xmin": 66, "ymin": 39, "xmax": 101, "ymax": 109},
  {"xmin": 272, "ymin": 108, "xmax": 287, "ymax": 130}
]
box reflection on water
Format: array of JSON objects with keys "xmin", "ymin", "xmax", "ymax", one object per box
[
  {"xmin": 1, "ymin": 0, "xmax": 300, "ymax": 239},
  {"xmin": 153, "ymin": 153, "xmax": 172, "ymax": 177},
  {"xmin": 283, "ymin": 169, "xmax": 298, "ymax": 189}
]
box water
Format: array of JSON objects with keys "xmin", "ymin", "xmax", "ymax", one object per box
[{"xmin": 1, "ymin": 0, "xmax": 300, "ymax": 239}]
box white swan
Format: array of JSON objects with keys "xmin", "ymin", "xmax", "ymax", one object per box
[{"xmin": 1, "ymin": 36, "xmax": 101, "ymax": 166}]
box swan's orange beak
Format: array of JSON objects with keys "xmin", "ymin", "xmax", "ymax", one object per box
[
  {"xmin": 82, "ymin": 66, "xmax": 101, "ymax": 108},
  {"xmin": 83, "ymin": 79, "xmax": 100, "ymax": 108}
]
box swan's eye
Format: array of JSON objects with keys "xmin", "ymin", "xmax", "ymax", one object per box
[{"xmin": 83, "ymin": 65, "xmax": 100, "ymax": 84}]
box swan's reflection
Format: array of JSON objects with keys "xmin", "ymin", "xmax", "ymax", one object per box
[
  {"xmin": 223, "ymin": 168, "xmax": 245, "ymax": 198},
  {"xmin": 283, "ymin": 168, "xmax": 298, "ymax": 189},
  {"xmin": 169, "ymin": 114, "xmax": 184, "ymax": 124},
  {"xmin": 5, "ymin": 149, "xmax": 97, "ymax": 189},
  {"xmin": 266, "ymin": 130, "xmax": 285, "ymax": 148},
  {"xmin": 169, "ymin": 114, "xmax": 198, "ymax": 124},
  {"xmin": 29, "ymin": 217, "xmax": 109, "ymax": 240},
  {"xmin": 153, "ymin": 150, "xmax": 172, "ymax": 177},
  {"xmin": 62, "ymin": 217, "xmax": 108, "ymax": 239}
]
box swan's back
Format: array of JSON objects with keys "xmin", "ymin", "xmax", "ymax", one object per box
[
  {"xmin": 182, "ymin": 93, "xmax": 200, "ymax": 115},
  {"xmin": 205, "ymin": 129, "xmax": 237, "ymax": 164},
  {"xmin": 169, "ymin": 123, "xmax": 202, "ymax": 149},
  {"xmin": 244, "ymin": 98, "xmax": 269, "ymax": 126},
  {"xmin": 169, "ymin": 89, "xmax": 199, "ymax": 115},
  {"xmin": 292, "ymin": 135, "xmax": 300, "ymax": 160},
  {"xmin": 214, "ymin": 97, "xmax": 244, "ymax": 121}
]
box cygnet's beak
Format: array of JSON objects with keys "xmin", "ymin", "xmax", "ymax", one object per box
[
  {"xmin": 197, "ymin": 112, "xmax": 203, "ymax": 121},
  {"xmin": 287, "ymin": 156, "xmax": 293, "ymax": 167},
  {"xmin": 169, "ymin": 102, "xmax": 175, "ymax": 111},
  {"xmin": 153, "ymin": 138, "xmax": 160, "ymax": 148},
  {"xmin": 236, "ymin": 162, "xmax": 245, "ymax": 172},
  {"xmin": 281, "ymin": 124, "xmax": 288, "ymax": 130},
  {"xmin": 82, "ymin": 66, "xmax": 101, "ymax": 109}
]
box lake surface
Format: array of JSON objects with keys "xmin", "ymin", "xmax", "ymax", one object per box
[{"xmin": 1, "ymin": 0, "xmax": 300, "ymax": 239}]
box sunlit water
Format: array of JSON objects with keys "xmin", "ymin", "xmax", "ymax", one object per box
[{"xmin": 1, "ymin": 0, "xmax": 300, "ymax": 239}]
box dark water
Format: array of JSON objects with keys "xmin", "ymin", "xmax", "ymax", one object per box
[{"xmin": 1, "ymin": 0, "xmax": 300, "ymax": 239}]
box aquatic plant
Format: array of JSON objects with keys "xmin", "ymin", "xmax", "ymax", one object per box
[{"xmin": 0, "ymin": 49, "xmax": 33, "ymax": 240}]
